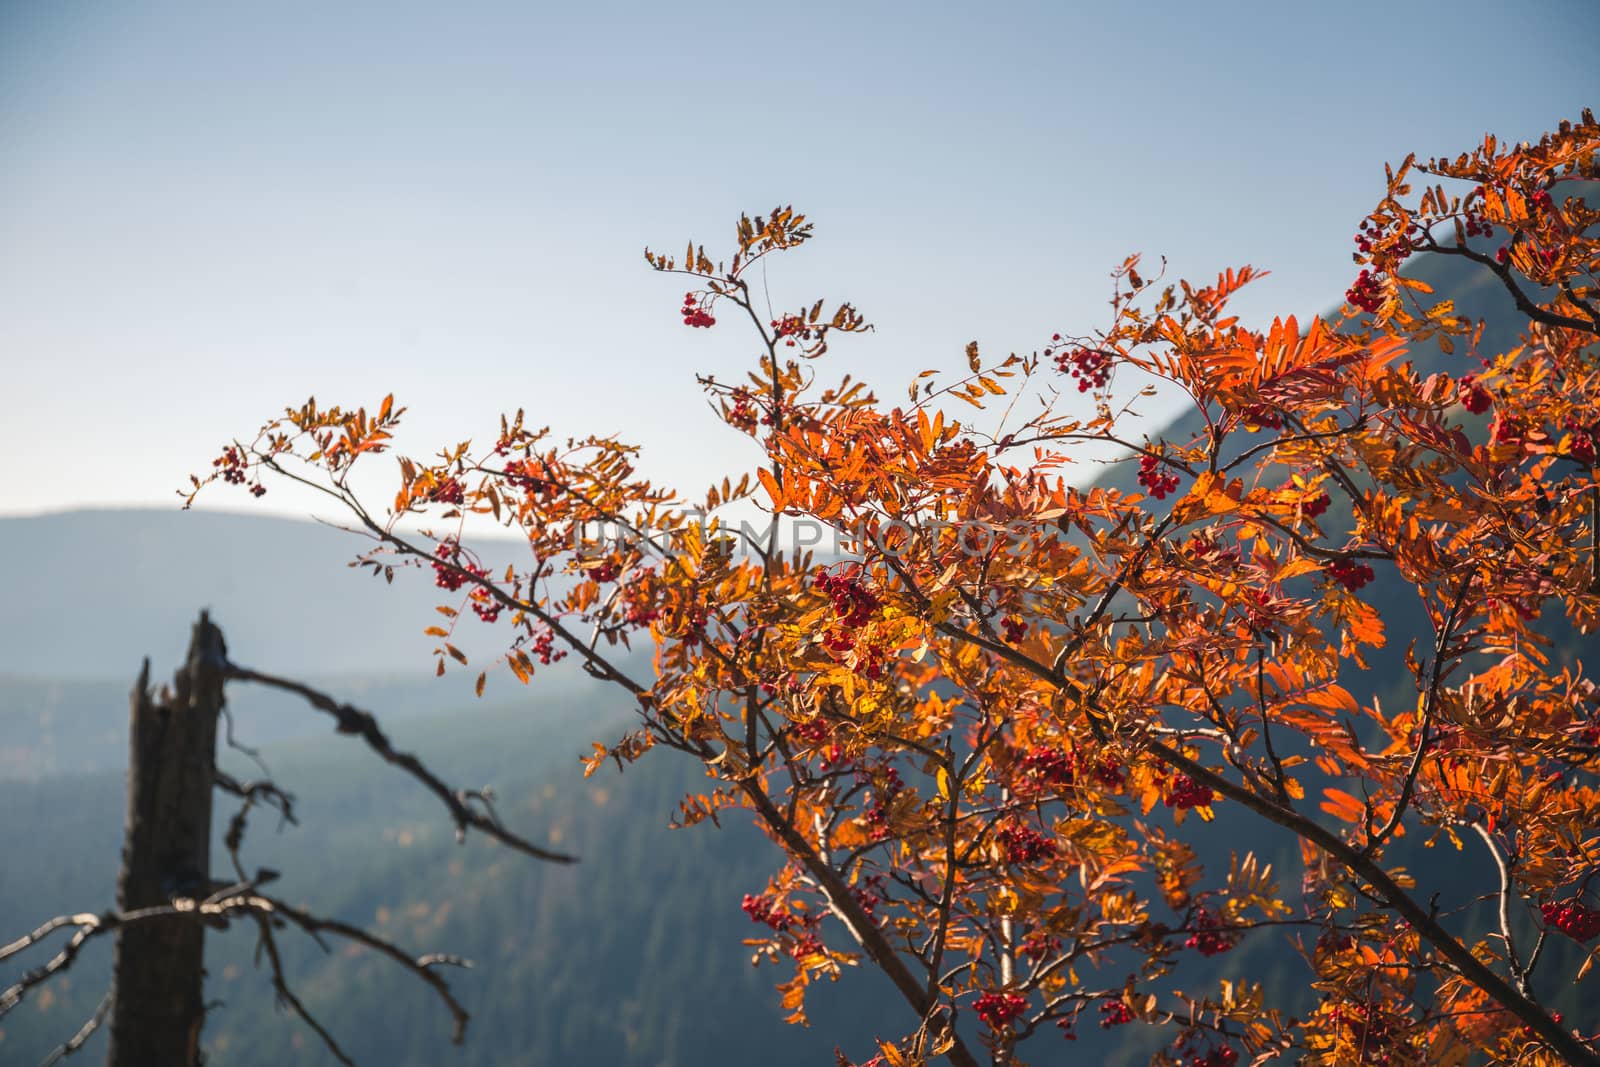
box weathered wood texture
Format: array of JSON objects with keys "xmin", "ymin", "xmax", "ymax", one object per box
[{"xmin": 107, "ymin": 613, "xmax": 226, "ymax": 1067}]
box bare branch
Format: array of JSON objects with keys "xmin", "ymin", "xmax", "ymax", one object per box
[
  {"xmin": 247, "ymin": 911, "xmax": 355, "ymax": 1066},
  {"xmin": 3, "ymin": 889, "xmax": 473, "ymax": 1059},
  {"xmin": 1, "ymin": 915, "xmax": 102, "ymax": 1018},
  {"xmin": 222, "ymin": 662, "xmax": 576, "ymax": 864},
  {"xmin": 1366, "ymin": 573, "xmax": 1475, "ymax": 854},
  {"xmin": 38, "ymin": 984, "xmax": 113, "ymax": 1066},
  {"xmin": 1473, "ymin": 822, "xmax": 1531, "ymax": 996}
]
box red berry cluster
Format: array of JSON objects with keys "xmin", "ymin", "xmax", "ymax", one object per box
[
  {"xmin": 770, "ymin": 314, "xmax": 816, "ymax": 348},
  {"xmin": 1353, "ymin": 218, "xmax": 1420, "ymax": 261},
  {"xmin": 1001, "ymin": 616, "xmax": 1027, "ymax": 643},
  {"xmin": 429, "ymin": 477, "xmax": 465, "ymax": 506},
  {"xmin": 1048, "ymin": 336, "xmax": 1114, "ymax": 393},
  {"xmin": 1163, "ymin": 773, "xmax": 1213, "ymax": 811},
  {"xmin": 741, "ymin": 892, "xmax": 795, "ymax": 931},
  {"xmin": 788, "ymin": 931, "xmax": 823, "ymax": 960},
  {"xmin": 681, "ymin": 292, "xmax": 716, "ymax": 328},
  {"xmin": 815, "ymin": 568, "xmax": 881, "ymax": 627},
  {"xmin": 1016, "ymin": 745, "xmax": 1075, "ymax": 793},
  {"xmin": 1458, "ymin": 375, "xmax": 1494, "ymax": 415},
  {"xmin": 1561, "ymin": 417, "xmax": 1598, "ymax": 465},
  {"xmin": 850, "ymin": 874, "xmax": 887, "ymax": 921},
  {"xmin": 623, "ymin": 597, "xmax": 660, "ymax": 628},
  {"xmin": 744, "ymin": 891, "xmax": 828, "ymax": 960},
  {"xmin": 973, "ymin": 991, "xmax": 1028, "ymax": 1029},
  {"xmin": 725, "ymin": 386, "xmax": 759, "ymax": 432},
  {"xmin": 213, "ymin": 445, "xmax": 248, "ymax": 484},
  {"xmin": 1346, "ymin": 269, "xmax": 1386, "ymax": 314},
  {"xmin": 1496, "ymin": 240, "xmax": 1559, "ymax": 272},
  {"xmin": 432, "ymin": 540, "xmax": 487, "ymax": 593},
  {"xmin": 1184, "ymin": 910, "xmax": 1237, "ymax": 957},
  {"xmin": 429, "ymin": 541, "xmax": 499, "ymax": 621},
  {"xmin": 1177, "ymin": 1046, "xmax": 1238, "ymax": 1067},
  {"xmin": 792, "ymin": 719, "xmax": 845, "ymax": 768},
  {"xmin": 213, "ymin": 446, "xmax": 267, "ymax": 495},
  {"xmin": 997, "ymin": 822, "xmax": 1056, "ymax": 865},
  {"xmin": 791, "ymin": 719, "xmax": 831, "ymax": 748},
  {"xmin": 1303, "ymin": 492, "xmax": 1332, "ymax": 519},
  {"xmin": 1541, "ymin": 900, "xmax": 1600, "ymax": 942},
  {"xmin": 1138, "ymin": 454, "xmax": 1181, "ymax": 500},
  {"xmin": 862, "ymin": 766, "xmax": 905, "ymax": 842},
  {"xmin": 1490, "ymin": 412, "xmax": 1526, "ymax": 446},
  {"xmin": 529, "ymin": 627, "xmax": 566, "ymax": 665},
  {"xmin": 1326, "ymin": 559, "xmax": 1376, "ymax": 591},
  {"xmin": 1098, "ymin": 999, "xmax": 1135, "ymax": 1028},
  {"xmin": 843, "ymin": 638, "xmax": 889, "ymax": 679},
  {"xmin": 585, "ymin": 561, "xmax": 620, "ymax": 583},
  {"xmin": 815, "ymin": 568, "xmax": 886, "ymax": 676},
  {"xmin": 468, "ymin": 589, "xmax": 501, "ymax": 623},
  {"xmin": 1461, "ymin": 203, "xmax": 1494, "ymax": 240},
  {"xmin": 1087, "ymin": 754, "xmax": 1126, "ymax": 790},
  {"xmin": 1019, "ymin": 930, "xmax": 1062, "ymax": 962}
]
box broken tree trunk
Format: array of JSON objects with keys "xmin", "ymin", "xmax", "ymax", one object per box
[{"xmin": 106, "ymin": 612, "xmax": 227, "ymax": 1067}]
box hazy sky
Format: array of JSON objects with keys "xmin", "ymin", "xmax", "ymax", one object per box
[{"xmin": 3, "ymin": 1, "xmax": 1596, "ymax": 520}]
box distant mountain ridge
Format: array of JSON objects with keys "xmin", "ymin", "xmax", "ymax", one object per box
[{"xmin": 0, "ymin": 507, "xmax": 528, "ymax": 680}]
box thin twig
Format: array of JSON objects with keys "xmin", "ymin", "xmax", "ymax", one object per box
[
  {"xmin": 37, "ymin": 984, "xmax": 113, "ymax": 1066},
  {"xmin": 1472, "ymin": 822, "xmax": 1529, "ymax": 995}
]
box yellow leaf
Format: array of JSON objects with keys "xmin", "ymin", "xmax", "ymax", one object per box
[
  {"xmin": 1277, "ymin": 558, "xmax": 1323, "ymax": 581},
  {"xmin": 878, "ymin": 1042, "xmax": 909, "ymax": 1067}
]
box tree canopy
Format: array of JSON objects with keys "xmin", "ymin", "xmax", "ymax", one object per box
[{"xmin": 190, "ymin": 113, "xmax": 1600, "ymax": 1066}]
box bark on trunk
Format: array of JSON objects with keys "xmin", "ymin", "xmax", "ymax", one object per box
[{"xmin": 107, "ymin": 612, "xmax": 226, "ymax": 1067}]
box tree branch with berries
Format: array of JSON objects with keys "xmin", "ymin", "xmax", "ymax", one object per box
[{"xmin": 187, "ymin": 114, "xmax": 1600, "ymax": 1066}]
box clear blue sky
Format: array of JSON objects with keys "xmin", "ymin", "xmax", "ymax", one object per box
[{"xmin": 3, "ymin": 0, "xmax": 1595, "ymax": 519}]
